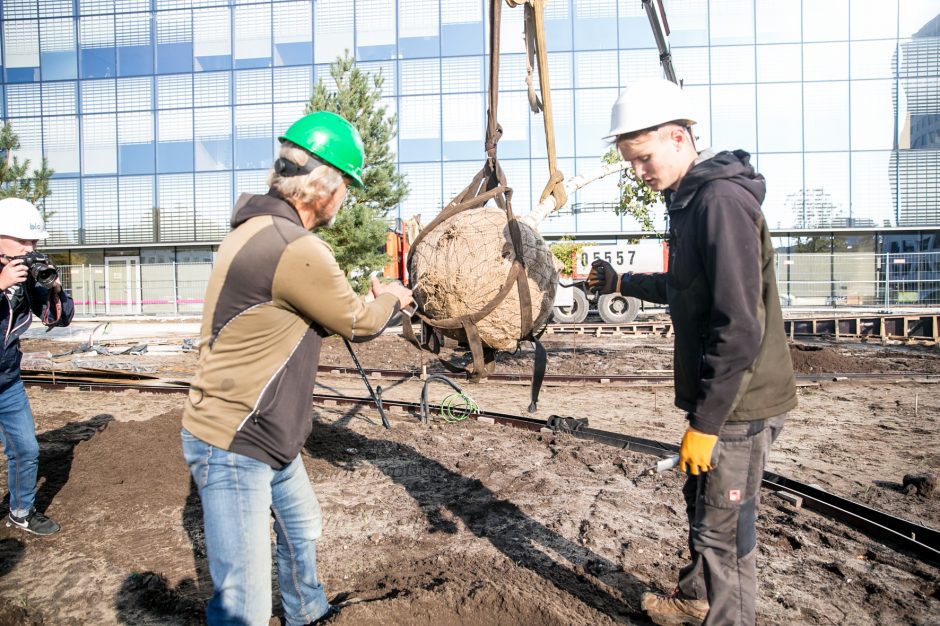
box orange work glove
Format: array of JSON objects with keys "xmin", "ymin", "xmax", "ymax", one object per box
[{"xmin": 679, "ymin": 427, "xmax": 719, "ymax": 475}]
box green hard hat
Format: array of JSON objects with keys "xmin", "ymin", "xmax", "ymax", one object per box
[{"xmin": 278, "ymin": 111, "xmax": 365, "ymax": 188}]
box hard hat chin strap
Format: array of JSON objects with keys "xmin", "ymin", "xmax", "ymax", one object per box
[
  {"xmin": 684, "ymin": 124, "xmax": 698, "ymax": 152},
  {"xmin": 274, "ymin": 154, "xmax": 325, "ymax": 178}
]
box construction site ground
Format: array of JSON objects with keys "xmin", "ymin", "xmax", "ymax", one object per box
[{"xmin": 1, "ymin": 319, "xmax": 939, "ymax": 625}]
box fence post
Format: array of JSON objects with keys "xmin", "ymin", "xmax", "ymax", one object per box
[
  {"xmin": 84, "ymin": 264, "xmax": 90, "ymax": 317},
  {"xmin": 884, "ymin": 253, "xmax": 890, "ymax": 308},
  {"xmin": 173, "ymin": 261, "xmax": 180, "ymax": 316}
]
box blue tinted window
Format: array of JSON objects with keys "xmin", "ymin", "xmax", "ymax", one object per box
[
  {"xmin": 399, "ymin": 37, "xmax": 439, "ymax": 58},
  {"xmin": 120, "ymin": 143, "xmax": 155, "ymax": 175},
  {"xmin": 6, "ymin": 67, "xmax": 41, "ymax": 83},
  {"xmin": 399, "ymin": 139, "xmax": 441, "ymax": 162},
  {"xmin": 441, "ymin": 24, "xmax": 483, "ymax": 56},
  {"xmin": 357, "ymin": 44, "xmax": 396, "ymax": 62},
  {"xmin": 118, "ymin": 45, "xmax": 154, "ymax": 76},
  {"xmin": 157, "ymin": 43, "xmax": 193, "ymax": 74},
  {"xmin": 275, "ymin": 42, "xmax": 312, "ymax": 66},
  {"xmin": 546, "ymin": 20, "xmax": 572, "ymax": 52},
  {"xmin": 573, "ymin": 19, "xmax": 616, "ymax": 51},
  {"xmin": 41, "ymin": 51, "xmax": 78, "ymax": 81},
  {"xmin": 496, "ymin": 140, "xmax": 529, "ymax": 159},
  {"xmin": 195, "ymin": 55, "xmax": 232, "ymax": 72},
  {"xmin": 618, "ymin": 17, "xmax": 655, "ymax": 48},
  {"xmin": 82, "ymin": 48, "xmax": 116, "ymax": 79},
  {"xmin": 236, "ymin": 138, "xmax": 274, "ymax": 170},
  {"xmin": 442, "ymin": 142, "xmax": 481, "ymax": 161},
  {"xmin": 196, "ymin": 139, "xmax": 232, "ymax": 170},
  {"xmin": 234, "ymin": 56, "xmax": 271, "ymax": 70},
  {"xmin": 157, "ymin": 141, "xmax": 194, "ymax": 173}
]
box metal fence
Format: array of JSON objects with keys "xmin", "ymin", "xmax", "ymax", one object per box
[
  {"xmin": 55, "ymin": 252, "xmax": 940, "ymax": 317},
  {"xmin": 58, "ymin": 262, "xmax": 213, "ymax": 317},
  {"xmin": 776, "ymin": 252, "xmax": 940, "ymax": 308}
]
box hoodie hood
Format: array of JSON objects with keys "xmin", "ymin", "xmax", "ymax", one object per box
[
  {"xmin": 666, "ymin": 149, "xmax": 766, "ymax": 212},
  {"xmin": 231, "ymin": 190, "xmax": 304, "ymax": 230}
]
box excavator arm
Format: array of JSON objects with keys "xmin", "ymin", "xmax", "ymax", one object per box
[{"xmin": 642, "ymin": 0, "xmax": 679, "ymax": 84}]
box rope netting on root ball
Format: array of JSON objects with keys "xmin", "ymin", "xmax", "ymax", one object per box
[{"xmin": 409, "ymin": 204, "xmax": 557, "ymax": 352}]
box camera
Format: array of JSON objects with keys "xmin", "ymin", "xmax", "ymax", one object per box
[{"xmin": 8, "ymin": 251, "xmax": 59, "ymax": 289}]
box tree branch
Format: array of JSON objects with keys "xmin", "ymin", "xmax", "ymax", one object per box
[{"xmin": 519, "ymin": 160, "xmax": 631, "ymax": 230}]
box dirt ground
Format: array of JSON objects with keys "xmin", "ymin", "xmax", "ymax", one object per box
[{"xmin": 1, "ymin": 325, "xmax": 939, "ymax": 625}]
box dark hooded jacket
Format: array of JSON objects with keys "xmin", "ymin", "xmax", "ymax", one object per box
[
  {"xmin": 621, "ymin": 150, "xmax": 797, "ymax": 435},
  {"xmin": 182, "ymin": 191, "xmax": 401, "ymax": 468},
  {"xmin": 1, "ymin": 277, "xmax": 74, "ymax": 391}
]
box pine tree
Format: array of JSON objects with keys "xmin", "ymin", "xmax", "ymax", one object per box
[
  {"xmin": 0, "ymin": 122, "xmax": 54, "ymax": 209},
  {"xmin": 307, "ymin": 51, "xmax": 409, "ymax": 293}
]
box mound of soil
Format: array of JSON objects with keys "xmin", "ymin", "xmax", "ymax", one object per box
[{"xmin": 788, "ymin": 343, "xmax": 875, "ymax": 373}]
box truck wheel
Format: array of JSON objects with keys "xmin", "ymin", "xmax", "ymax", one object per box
[
  {"xmin": 553, "ymin": 288, "xmax": 589, "ymax": 323},
  {"xmin": 597, "ymin": 293, "xmax": 640, "ymax": 324}
]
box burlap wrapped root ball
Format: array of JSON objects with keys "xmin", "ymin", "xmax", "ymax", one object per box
[{"xmin": 409, "ymin": 205, "xmax": 558, "ymax": 351}]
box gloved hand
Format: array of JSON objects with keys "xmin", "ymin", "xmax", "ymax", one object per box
[
  {"xmin": 586, "ymin": 259, "xmax": 618, "ymax": 295},
  {"xmin": 679, "ymin": 427, "xmax": 719, "ymax": 475}
]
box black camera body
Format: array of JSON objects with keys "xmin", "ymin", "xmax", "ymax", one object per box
[{"xmin": 10, "ymin": 252, "xmax": 59, "ymax": 289}]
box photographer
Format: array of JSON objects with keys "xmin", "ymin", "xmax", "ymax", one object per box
[{"xmin": 1, "ymin": 197, "xmax": 74, "ymax": 536}]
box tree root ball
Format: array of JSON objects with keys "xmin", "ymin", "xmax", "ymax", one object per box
[{"xmin": 409, "ymin": 206, "xmax": 558, "ymax": 351}]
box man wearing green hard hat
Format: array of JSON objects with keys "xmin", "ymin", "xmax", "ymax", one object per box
[{"xmin": 181, "ymin": 110, "xmax": 412, "ymax": 626}]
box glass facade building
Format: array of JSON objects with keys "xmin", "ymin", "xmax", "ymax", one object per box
[{"xmin": 1, "ymin": 0, "xmax": 938, "ymax": 258}]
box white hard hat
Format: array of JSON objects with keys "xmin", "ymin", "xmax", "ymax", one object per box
[
  {"xmin": 604, "ymin": 78, "xmax": 697, "ymax": 140},
  {"xmin": 0, "ymin": 197, "xmax": 49, "ymax": 240}
]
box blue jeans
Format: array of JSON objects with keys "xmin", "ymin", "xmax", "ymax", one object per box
[
  {"xmin": 181, "ymin": 428, "xmax": 331, "ymax": 626},
  {"xmin": 0, "ymin": 380, "xmax": 40, "ymax": 518}
]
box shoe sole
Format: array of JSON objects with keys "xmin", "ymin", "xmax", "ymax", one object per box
[{"xmin": 647, "ymin": 615, "xmax": 704, "ymax": 626}]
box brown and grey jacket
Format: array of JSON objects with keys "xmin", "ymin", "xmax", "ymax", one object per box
[{"xmin": 182, "ymin": 191, "xmax": 400, "ymax": 468}]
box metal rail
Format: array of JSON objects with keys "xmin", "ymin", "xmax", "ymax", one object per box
[
  {"xmin": 317, "ymin": 367, "xmax": 939, "ymax": 386},
  {"xmin": 22, "ymin": 367, "xmax": 940, "ymax": 391},
  {"xmin": 545, "ymin": 313, "xmax": 940, "ymax": 342},
  {"xmin": 22, "ymin": 368, "xmax": 940, "ymax": 389},
  {"xmin": 20, "ymin": 372, "xmax": 940, "ymax": 568}
]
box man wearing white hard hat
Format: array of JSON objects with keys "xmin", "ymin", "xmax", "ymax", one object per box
[
  {"xmin": 587, "ymin": 79, "xmax": 796, "ymax": 626},
  {"xmin": 0, "ymin": 197, "xmax": 74, "ymax": 536}
]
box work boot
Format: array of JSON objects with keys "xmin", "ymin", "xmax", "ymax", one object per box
[
  {"xmin": 305, "ymin": 593, "xmax": 363, "ymax": 625},
  {"xmin": 641, "ymin": 588, "xmax": 709, "ymax": 626},
  {"xmin": 6, "ymin": 508, "xmax": 60, "ymax": 536}
]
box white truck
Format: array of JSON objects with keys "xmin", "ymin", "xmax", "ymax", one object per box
[{"xmin": 553, "ymin": 242, "xmax": 666, "ymax": 324}]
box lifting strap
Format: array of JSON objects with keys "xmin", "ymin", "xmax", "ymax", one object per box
[
  {"xmin": 515, "ymin": 0, "xmax": 567, "ymax": 210},
  {"xmin": 402, "ymin": 0, "xmax": 548, "ymax": 410}
]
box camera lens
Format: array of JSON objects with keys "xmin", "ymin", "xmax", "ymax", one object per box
[
  {"xmin": 36, "ymin": 267, "xmax": 57, "ymax": 283},
  {"xmin": 28, "ymin": 260, "xmax": 59, "ymax": 289}
]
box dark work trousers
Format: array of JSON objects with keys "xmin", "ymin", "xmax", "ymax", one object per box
[{"xmin": 676, "ymin": 413, "xmax": 787, "ymax": 626}]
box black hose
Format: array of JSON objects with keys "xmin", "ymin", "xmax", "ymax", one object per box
[{"xmin": 420, "ymin": 374, "xmax": 474, "ymax": 424}]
